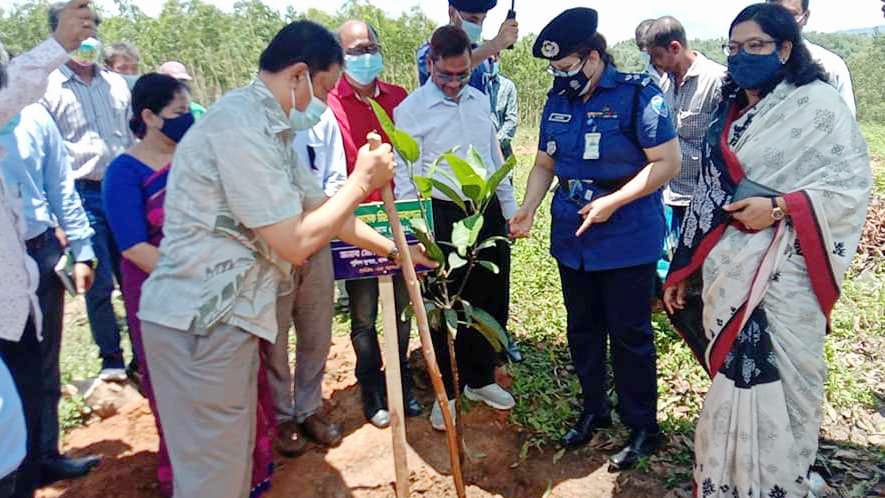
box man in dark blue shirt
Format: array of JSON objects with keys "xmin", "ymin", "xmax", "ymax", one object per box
[{"xmin": 416, "ymin": 0, "xmax": 518, "ymax": 92}]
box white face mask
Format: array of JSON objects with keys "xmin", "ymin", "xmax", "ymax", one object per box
[{"xmin": 289, "ymin": 72, "xmax": 327, "ymax": 131}]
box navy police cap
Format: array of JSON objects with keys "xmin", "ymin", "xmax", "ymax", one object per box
[
  {"xmin": 449, "ymin": 0, "xmax": 497, "ymax": 13},
  {"xmin": 532, "ymin": 8, "xmax": 599, "ymax": 61}
]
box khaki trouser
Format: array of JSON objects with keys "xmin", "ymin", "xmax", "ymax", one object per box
[
  {"xmin": 142, "ymin": 320, "xmax": 259, "ymax": 498},
  {"xmin": 263, "ymin": 245, "xmax": 334, "ymax": 423}
]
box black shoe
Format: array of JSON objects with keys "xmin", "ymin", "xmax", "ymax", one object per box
[
  {"xmin": 608, "ymin": 429, "xmax": 662, "ymax": 470},
  {"xmin": 40, "ymin": 455, "xmax": 101, "ymax": 485},
  {"xmin": 505, "ymin": 339, "xmax": 524, "ymax": 363},
  {"xmin": 561, "ymin": 412, "xmax": 613, "ymax": 448},
  {"xmin": 362, "ymin": 387, "xmax": 390, "ymax": 428}
]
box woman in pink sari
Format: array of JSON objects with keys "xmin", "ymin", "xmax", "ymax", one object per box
[{"xmin": 102, "ymin": 73, "xmax": 275, "ymax": 497}]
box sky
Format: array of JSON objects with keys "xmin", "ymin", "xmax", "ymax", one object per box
[{"xmin": 4, "ymin": 0, "xmax": 883, "ymax": 43}]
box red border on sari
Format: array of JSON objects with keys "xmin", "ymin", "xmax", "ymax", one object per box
[{"xmin": 783, "ymin": 191, "xmax": 840, "ymax": 317}]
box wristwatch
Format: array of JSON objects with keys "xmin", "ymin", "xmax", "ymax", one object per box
[
  {"xmin": 771, "ymin": 198, "xmax": 785, "ymax": 221},
  {"xmin": 386, "ymin": 246, "xmax": 400, "ymax": 263}
]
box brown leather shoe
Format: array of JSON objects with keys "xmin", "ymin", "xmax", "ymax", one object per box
[
  {"xmin": 300, "ymin": 414, "xmax": 343, "ymax": 447},
  {"xmin": 274, "ymin": 420, "xmax": 307, "ymax": 458}
]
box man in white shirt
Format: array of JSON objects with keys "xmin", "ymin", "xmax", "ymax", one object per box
[
  {"xmin": 395, "ymin": 25, "xmax": 516, "ymax": 431},
  {"xmin": 768, "ymin": 0, "xmax": 856, "ymax": 117}
]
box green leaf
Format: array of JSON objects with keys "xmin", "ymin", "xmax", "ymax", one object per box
[
  {"xmin": 475, "ymin": 236, "xmax": 510, "ymax": 252},
  {"xmin": 477, "ymin": 260, "xmax": 500, "ymax": 274},
  {"xmin": 469, "ymin": 307, "xmax": 509, "ymax": 353},
  {"xmin": 393, "ymin": 129, "xmax": 420, "ymax": 163},
  {"xmin": 459, "ymin": 299, "xmax": 474, "ymax": 323},
  {"xmin": 412, "ymin": 175, "xmax": 433, "ymax": 198},
  {"xmin": 367, "ymin": 98, "xmax": 396, "ymax": 141},
  {"xmin": 410, "ymin": 218, "xmax": 445, "ymax": 265},
  {"xmin": 448, "ymin": 252, "xmax": 468, "ymax": 271},
  {"xmin": 443, "ymin": 152, "xmax": 485, "ymax": 204},
  {"xmin": 451, "ymin": 213, "xmax": 484, "ymax": 256},
  {"xmin": 466, "ymin": 146, "xmax": 490, "ymax": 180},
  {"xmin": 481, "ymin": 153, "xmax": 517, "ymax": 201},
  {"xmin": 368, "ymin": 98, "xmax": 419, "ymax": 163},
  {"xmin": 427, "ymin": 178, "xmax": 468, "ymax": 213}
]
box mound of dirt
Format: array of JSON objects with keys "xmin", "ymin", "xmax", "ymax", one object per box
[{"xmin": 37, "ymin": 336, "xmax": 667, "ymax": 498}]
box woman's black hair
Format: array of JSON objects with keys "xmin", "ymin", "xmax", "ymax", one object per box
[
  {"xmin": 574, "ymin": 33, "xmax": 616, "ymax": 68},
  {"xmin": 724, "ymin": 3, "xmax": 827, "ymax": 98},
  {"xmin": 259, "ymin": 20, "xmax": 344, "ymax": 74},
  {"xmin": 129, "ymin": 73, "xmax": 187, "ymax": 139}
]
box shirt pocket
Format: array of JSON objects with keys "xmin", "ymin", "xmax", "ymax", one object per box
[
  {"xmin": 677, "ymin": 110, "xmax": 706, "ymax": 141},
  {"xmin": 543, "ymin": 122, "xmax": 579, "ymax": 160},
  {"xmin": 595, "ymin": 116, "xmax": 626, "ymax": 160}
]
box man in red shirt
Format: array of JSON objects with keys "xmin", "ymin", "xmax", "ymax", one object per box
[{"xmin": 328, "ymin": 19, "xmax": 422, "ymax": 428}]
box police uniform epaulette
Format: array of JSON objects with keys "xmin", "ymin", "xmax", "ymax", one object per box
[{"xmin": 616, "ymin": 72, "xmax": 653, "ymax": 88}]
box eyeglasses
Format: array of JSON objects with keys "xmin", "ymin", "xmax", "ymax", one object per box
[
  {"xmin": 345, "ymin": 44, "xmax": 381, "ymax": 56},
  {"xmin": 547, "ymin": 58, "xmax": 586, "ymax": 78},
  {"xmin": 433, "ymin": 68, "xmax": 471, "ymax": 84},
  {"xmin": 722, "ymin": 39, "xmax": 779, "ymax": 57}
]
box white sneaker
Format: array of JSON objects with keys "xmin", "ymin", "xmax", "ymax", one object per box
[
  {"xmin": 99, "ymin": 368, "xmax": 127, "ymax": 382},
  {"xmin": 430, "ymin": 399, "xmax": 457, "ymax": 432},
  {"xmin": 464, "ymin": 384, "xmax": 515, "ymax": 410}
]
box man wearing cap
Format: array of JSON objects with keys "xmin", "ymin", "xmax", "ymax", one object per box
[
  {"xmin": 510, "ymin": 7, "xmax": 681, "ymax": 469},
  {"xmin": 416, "ymin": 0, "xmax": 518, "ymax": 93},
  {"xmin": 157, "ymin": 61, "xmax": 208, "ymax": 119}
]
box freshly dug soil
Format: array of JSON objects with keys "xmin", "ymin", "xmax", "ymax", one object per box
[{"xmin": 37, "ymin": 336, "xmax": 667, "ymax": 498}]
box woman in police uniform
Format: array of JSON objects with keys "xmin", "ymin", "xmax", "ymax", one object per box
[{"xmin": 509, "ymin": 8, "xmax": 681, "ymax": 469}]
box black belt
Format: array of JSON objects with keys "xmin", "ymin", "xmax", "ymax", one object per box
[
  {"xmin": 25, "ymin": 228, "xmax": 56, "ymax": 252},
  {"xmin": 557, "ymin": 176, "xmax": 631, "ymax": 192}
]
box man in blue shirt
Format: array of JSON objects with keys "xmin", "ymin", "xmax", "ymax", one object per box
[
  {"xmin": 0, "ymin": 102, "xmax": 101, "ymax": 492},
  {"xmin": 416, "ymin": 0, "xmax": 518, "ymax": 93}
]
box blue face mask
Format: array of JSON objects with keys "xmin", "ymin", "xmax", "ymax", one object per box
[
  {"xmin": 121, "ymin": 74, "xmax": 140, "ymax": 91},
  {"xmin": 159, "ymin": 112, "xmax": 195, "ymax": 143},
  {"xmin": 460, "ymin": 18, "xmax": 483, "ymax": 44},
  {"xmin": 289, "ymin": 73, "xmax": 328, "ymax": 131},
  {"xmin": 345, "ymin": 52, "xmax": 384, "ymax": 86},
  {"xmin": 0, "ymin": 113, "xmax": 21, "ymax": 135},
  {"xmin": 727, "ymin": 49, "xmax": 784, "ymax": 90}
]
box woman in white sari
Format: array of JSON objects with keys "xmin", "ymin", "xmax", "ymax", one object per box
[{"xmin": 663, "ymin": 4, "xmax": 871, "ymax": 497}]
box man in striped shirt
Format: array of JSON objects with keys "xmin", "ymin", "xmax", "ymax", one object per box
[{"xmin": 40, "ymin": 3, "xmax": 134, "ymax": 387}]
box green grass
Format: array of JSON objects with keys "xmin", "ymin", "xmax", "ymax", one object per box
[{"xmin": 861, "ymin": 122, "xmax": 885, "ymax": 194}]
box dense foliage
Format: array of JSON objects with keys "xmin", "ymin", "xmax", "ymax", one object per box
[{"xmin": 3, "ymin": 0, "xmax": 882, "ymax": 124}]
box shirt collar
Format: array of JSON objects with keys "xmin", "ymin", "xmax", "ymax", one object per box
[
  {"xmin": 425, "ymin": 79, "xmax": 478, "ymax": 108},
  {"xmin": 597, "ymin": 63, "xmax": 619, "ymax": 89},
  {"xmin": 58, "ymin": 63, "xmax": 109, "ymax": 85},
  {"xmin": 249, "ymin": 78, "xmax": 290, "ymax": 135},
  {"xmin": 336, "ymin": 76, "xmax": 391, "ymax": 101},
  {"xmin": 683, "ymin": 51, "xmax": 707, "ymax": 80}
]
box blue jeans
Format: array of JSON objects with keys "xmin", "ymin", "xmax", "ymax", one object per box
[{"xmin": 76, "ymin": 181, "xmax": 124, "ymax": 369}]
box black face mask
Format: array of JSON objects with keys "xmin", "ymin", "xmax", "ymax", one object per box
[{"xmin": 551, "ymin": 59, "xmax": 592, "ymax": 99}]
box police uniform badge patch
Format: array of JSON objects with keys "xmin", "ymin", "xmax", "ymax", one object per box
[
  {"xmin": 546, "ymin": 140, "xmax": 557, "ymax": 156},
  {"xmin": 650, "ymin": 95, "xmax": 669, "ymax": 118},
  {"xmin": 541, "ymin": 40, "xmax": 560, "ymax": 59}
]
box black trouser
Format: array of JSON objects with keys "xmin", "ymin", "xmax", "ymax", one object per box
[
  {"xmin": 0, "ymin": 319, "xmax": 43, "ymax": 498},
  {"xmin": 558, "ymin": 263, "xmax": 659, "ymax": 432},
  {"xmin": 429, "ymin": 198, "xmax": 511, "ymax": 399},
  {"xmin": 345, "ymin": 275, "xmax": 413, "ymax": 394}
]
